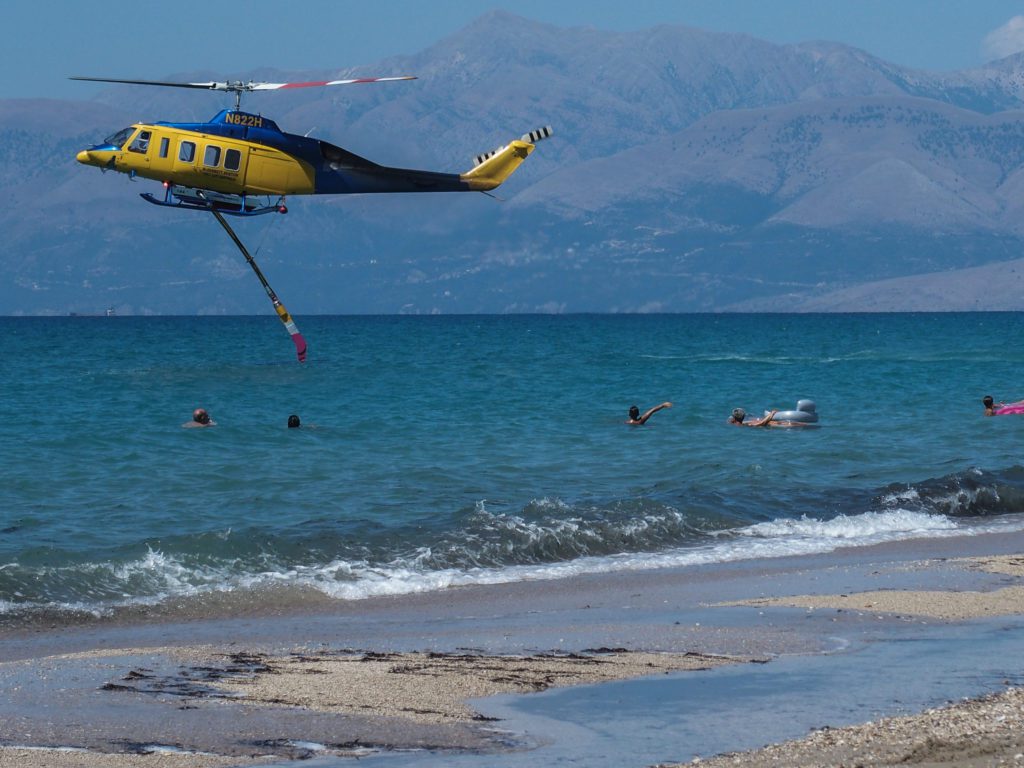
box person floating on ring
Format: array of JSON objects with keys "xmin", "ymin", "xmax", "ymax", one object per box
[{"xmin": 728, "ymin": 408, "xmax": 776, "ymax": 427}]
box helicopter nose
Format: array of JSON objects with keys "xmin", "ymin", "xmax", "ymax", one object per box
[{"xmin": 76, "ymin": 149, "xmax": 94, "ymax": 165}]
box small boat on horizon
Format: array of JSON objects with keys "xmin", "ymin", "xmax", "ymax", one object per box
[{"xmin": 69, "ymin": 306, "xmax": 116, "ymax": 317}]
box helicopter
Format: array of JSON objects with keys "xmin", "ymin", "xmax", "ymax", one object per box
[
  {"xmin": 72, "ymin": 75, "xmax": 552, "ymax": 216},
  {"xmin": 71, "ymin": 73, "xmax": 552, "ymax": 361}
]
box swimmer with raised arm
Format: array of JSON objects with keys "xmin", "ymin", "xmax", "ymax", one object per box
[{"xmin": 626, "ymin": 402, "xmax": 672, "ymax": 425}]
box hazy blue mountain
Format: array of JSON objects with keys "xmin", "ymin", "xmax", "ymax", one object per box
[{"xmin": 5, "ymin": 10, "xmax": 1024, "ymax": 315}]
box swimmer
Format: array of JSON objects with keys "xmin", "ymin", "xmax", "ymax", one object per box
[
  {"xmin": 984, "ymin": 395, "xmax": 1024, "ymax": 416},
  {"xmin": 626, "ymin": 402, "xmax": 672, "ymax": 425},
  {"xmin": 287, "ymin": 414, "xmax": 301, "ymax": 428},
  {"xmin": 730, "ymin": 407, "xmax": 815, "ymax": 428},
  {"xmin": 183, "ymin": 408, "xmax": 215, "ymax": 428},
  {"xmin": 728, "ymin": 408, "xmax": 777, "ymax": 427}
]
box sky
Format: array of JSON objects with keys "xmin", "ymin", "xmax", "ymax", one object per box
[{"xmin": 5, "ymin": 0, "xmax": 1024, "ymax": 100}]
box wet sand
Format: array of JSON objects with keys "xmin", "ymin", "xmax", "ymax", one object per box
[
  {"xmin": 658, "ymin": 553, "xmax": 1024, "ymax": 768},
  {"xmin": 719, "ymin": 555, "xmax": 1024, "ymax": 620},
  {"xmin": 0, "ymin": 750, "xmax": 266, "ymax": 768},
  {"xmin": 662, "ymin": 686, "xmax": 1024, "ymax": 768},
  {"xmin": 207, "ymin": 649, "xmax": 736, "ymax": 724},
  {"xmin": 0, "ymin": 645, "xmax": 739, "ymax": 765},
  {"xmin": 2, "ymin": 534, "xmax": 1024, "ymax": 767}
]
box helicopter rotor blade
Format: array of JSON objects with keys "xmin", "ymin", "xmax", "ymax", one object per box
[
  {"xmin": 247, "ymin": 75, "xmax": 417, "ymax": 90},
  {"xmin": 69, "ymin": 76, "xmax": 222, "ymax": 90},
  {"xmin": 71, "ymin": 75, "xmax": 416, "ymax": 93}
]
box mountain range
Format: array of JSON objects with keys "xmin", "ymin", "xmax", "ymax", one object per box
[{"xmin": 5, "ymin": 10, "xmax": 1024, "ymax": 315}]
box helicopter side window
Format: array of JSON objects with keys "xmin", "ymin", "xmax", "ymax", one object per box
[
  {"xmin": 179, "ymin": 141, "xmax": 196, "ymax": 163},
  {"xmin": 158, "ymin": 137, "xmax": 170, "ymax": 158},
  {"xmin": 203, "ymin": 145, "xmax": 221, "ymax": 168},
  {"xmin": 102, "ymin": 127, "xmax": 134, "ymax": 150},
  {"xmin": 224, "ymin": 149, "xmax": 241, "ymax": 172},
  {"xmin": 128, "ymin": 130, "xmax": 151, "ymax": 154}
]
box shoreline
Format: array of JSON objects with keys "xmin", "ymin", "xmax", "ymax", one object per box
[
  {"xmin": 3, "ymin": 524, "xmax": 1021, "ymax": 658},
  {"xmin": 2, "ymin": 532, "xmax": 1024, "ymax": 766},
  {"xmin": 663, "ymin": 685, "xmax": 1024, "ymax": 768}
]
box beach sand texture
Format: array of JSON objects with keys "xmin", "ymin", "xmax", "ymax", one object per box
[
  {"xmin": 2, "ymin": 544, "xmax": 1023, "ymax": 767},
  {"xmin": 208, "ymin": 649, "xmax": 735, "ymax": 723},
  {"xmin": 660, "ymin": 686, "xmax": 1024, "ymax": 768},
  {"xmin": 720, "ymin": 554, "xmax": 1024, "ymax": 620}
]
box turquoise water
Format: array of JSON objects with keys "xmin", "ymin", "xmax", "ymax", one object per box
[{"xmin": 3, "ymin": 313, "xmax": 1024, "ymax": 621}]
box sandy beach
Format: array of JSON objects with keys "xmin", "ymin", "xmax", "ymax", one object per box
[
  {"xmin": 659, "ymin": 685, "xmax": 1024, "ymax": 767},
  {"xmin": 1, "ymin": 534, "xmax": 1023, "ymax": 767},
  {"xmin": 717, "ymin": 554, "xmax": 1024, "ymax": 620}
]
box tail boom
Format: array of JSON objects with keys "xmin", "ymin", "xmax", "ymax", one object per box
[
  {"xmin": 461, "ymin": 126, "xmax": 552, "ymax": 191},
  {"xmin": 311, "ymin": 125, "xmax": 552, "ymax": 195},
  {"xmin": 460, "ymin": 140, "xmax": 534, "ymax": 191}
]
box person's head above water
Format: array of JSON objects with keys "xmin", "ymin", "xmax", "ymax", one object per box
[
  {"xmin": 983, "ymin": 395, "xmax": 994, "ymax": 409},
  {"xmin": 628, "ymin": 405, "xmax": 640, "ymax": 421},
  {"xmin": 287, "ymin": 414, "xmax": 301, "ymax": 429},
  {"xmin": 731, "ymin": 408, "xmax": 745, "ymax": 423},
  {"xmin": 193, "ymin": 408, "xmax": 211, "ymax": 425}
]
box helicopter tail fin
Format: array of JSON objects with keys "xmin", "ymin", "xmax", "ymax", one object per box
[{"xmin": 461, "ymin": 126, "xmax": 553, "ymax": 191}]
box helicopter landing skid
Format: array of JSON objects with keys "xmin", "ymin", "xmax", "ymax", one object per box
[{"xmin": 140, "ymin": 184, "xmax": 287, "ymax": 216}]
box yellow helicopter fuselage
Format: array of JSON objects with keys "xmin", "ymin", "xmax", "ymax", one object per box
[
  {"xmin": 76, "ymin": 108, "xmax": 549, "ymax": 215},
  {"xmin": 77, "ymin": 121, "xmax": 316, "ymax": 197}
]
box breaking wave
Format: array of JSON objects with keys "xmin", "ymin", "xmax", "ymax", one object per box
[{"xmin": 4, "ymin": 466, "xmax": 1024, "ymax": 622}]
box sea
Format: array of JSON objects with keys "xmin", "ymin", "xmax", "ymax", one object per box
[{"xmin": 3, "ymin": 312, "xmax": 1024, "ymax": 626}]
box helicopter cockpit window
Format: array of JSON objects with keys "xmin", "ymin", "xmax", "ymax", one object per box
[
  {"xmin": 203, "ymin": 145, "xmax": 221, "ymax": 168},
  {"xmin": 179, "ymin": 141, "xmax": 196, "ymax": 163},
  {"xmin": 102, "ymin": 127, "xmax": 134, "ymax": 149},
  {"xmin": 127, "ymin": 130, "xmax": 151, "ymax": 154}
]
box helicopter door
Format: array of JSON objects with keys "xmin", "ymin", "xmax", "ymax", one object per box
[
  {"xmin": 218, "ymin": 146, "xmax": 248, "ymax": 186},
  {"xmin": 125, "ymin": 129, "xmax": 152, "ymax": 170},
  {"xmin": 171, "ymin": 139, "xmax": 200, "ymax": 184}
]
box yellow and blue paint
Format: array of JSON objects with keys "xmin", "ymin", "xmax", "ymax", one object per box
[{"xmin": 76, "ymin": 109, "xmax": 548, "ymax": 214}]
